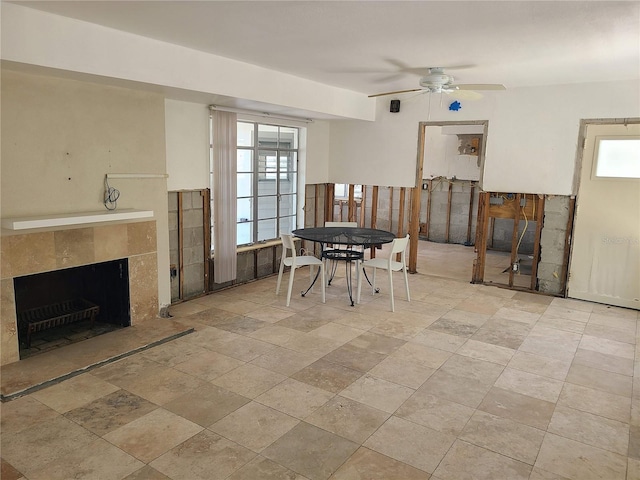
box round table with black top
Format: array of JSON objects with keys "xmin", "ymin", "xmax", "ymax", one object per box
[{"xmin": 292, "ymin": 227, "xmax": 396, "ymax": 305}]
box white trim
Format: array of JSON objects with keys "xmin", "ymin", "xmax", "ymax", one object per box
[
  {"xmin": 1, "ymin": 209, "xmax": 154, "ymax": 230},
  {"xmin": 209, "ymin": 105, "xmax": 313, "ymax": 124},
  {"xmin": 106, "ymin": 173, "xmax": 168, "ymax": 179}
]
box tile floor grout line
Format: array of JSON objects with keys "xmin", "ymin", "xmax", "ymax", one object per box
[
  {"xmin": 0, "ymin": 328, "xmax": 195, "ymax": 403},
  {"xmin": 3, "ymin": 248, "xmax": 637, "ymax": 480}
]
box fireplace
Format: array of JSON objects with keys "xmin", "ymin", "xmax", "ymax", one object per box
[
  {"xmin": 14, "ymin": 259, "xmax": 131, "ymax": 354},
  {"xmin": 1, "ymin": 220, "xmax": 159, "ymax": 366}
]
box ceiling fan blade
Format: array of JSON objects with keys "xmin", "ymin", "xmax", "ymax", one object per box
[
  {"xmin": 368, "ymin": 88, "xmax": 423, "ymax": 98},
  {"xmin": 449, "ymin": 90, "xmax": 483, "ymax": 101},
  {"xmin": 373, "ymin": 73, "xmax": 406, "ymax": 84},
  {"xmin": 384, "ymin": 60, "xmax": 476, "ymax": 77},
  {"xmin": 455, "ymin": 84, "xmax": 506, "ymax": 91},
  {"xmin": 383, "ymin": 59, "xmax": 430, "ymax": 77}
]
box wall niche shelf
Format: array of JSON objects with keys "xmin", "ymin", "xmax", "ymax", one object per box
[{"xmin": 1, "ymin": 209, "xmax": 154, "ymax": 231}]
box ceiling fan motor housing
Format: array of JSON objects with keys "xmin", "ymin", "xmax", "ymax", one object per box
[{"xmin": 419, "ymin": 71, "xmax": 454, "ymax": 89}]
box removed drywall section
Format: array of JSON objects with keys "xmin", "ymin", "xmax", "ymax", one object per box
[
  {"xmin": 473, "ymin": 193, "xmax": 544, "ymax": 291},
  {"xmin": 304, "ymin": 184, "xmax": 327, "ymax": 228},
  {"xmin": 420, "ymin": 179, "xmax": 478, "ymax": 245},
  {"xmin": 538, "ymin": 195, "xmax": 574, "ymax": 295},
  {"xmin": 168, "ymin": 190, "xmax": 208, "ymax": 302},
  {"xmin": 490, "ymin": 218, "xmax": 536, "ymax": 253},
  {"xmin": 365, "ymin": 186, "xmax": 409, "ymax": 235},
  {"xmin": 169, "ymin": 193, "xmax": 180, "ymax": 302}
]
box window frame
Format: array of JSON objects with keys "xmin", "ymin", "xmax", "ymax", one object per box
[
  {"xmin": 334, "ymin": 183, "xmax": 363, "ymax": 200},
  {"xmin": 592, "ymin": 135, "xmax": 640, "ymax": 180},
  {"xmin": 236, "ymin": 121, "xmax": 299, "ymax": 246}
]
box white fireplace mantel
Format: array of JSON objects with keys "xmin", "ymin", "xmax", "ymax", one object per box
[{"xmin": 1, "ymin": 209, "xmax": 154, "ymax": 231}]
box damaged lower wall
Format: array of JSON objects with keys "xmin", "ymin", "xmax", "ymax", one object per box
[
  {"xmin": 193, "ymin": 184, "xmax": 574, "ymax": 299},
  {"xmin": 538, "ymin": 195, "xmax": 574, "ymax": 295},
  {"xmin": 168, "ymin": 191, "xmax": 207, "ymax": 302},
  {"xmin": 364, "ymin": 186, "xmax": 410, "ymax": 234},
  {"xmin": 490, "ymin": 218, "xmax": 537, "ymax": 254},
  {"xmin": 420, "ymin": 180, "xmax": 479, "ymax": 245}
]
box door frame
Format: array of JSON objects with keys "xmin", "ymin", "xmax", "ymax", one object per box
[
  {"xmin": 409, "ymin": 120, "xmax": 489, "ymax": 273},
  {"xmin": 566, "ymin": 117, "xmax": 640, "ymax": 303}
]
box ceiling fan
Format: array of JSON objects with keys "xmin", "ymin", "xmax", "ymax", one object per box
[{"xmin": 368, "ymin": 67, "xmax": 506, "ymax": 98}]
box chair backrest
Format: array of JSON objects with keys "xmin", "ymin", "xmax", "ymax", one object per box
[
  {"xmin": 325, "ymin": 221, "xmax": 357, "ymax": 227},
  {"xmin": 280, "ymin": 233, "xmax": 296, "ymax": 258},
  {"xmin": 390, "ymin": 234, "xmax": 410, "ymax": 256}
]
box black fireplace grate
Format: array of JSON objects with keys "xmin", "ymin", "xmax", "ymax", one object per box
[{"xmin": 17, "ymin": 299, "xmax": 100, "ymax": 349}]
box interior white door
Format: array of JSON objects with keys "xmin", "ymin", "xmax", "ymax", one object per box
[{"xmin": 568, "ymin": 122, "xmax": 640, "ymax": 310}]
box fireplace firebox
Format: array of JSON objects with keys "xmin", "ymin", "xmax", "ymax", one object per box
[{"xmin": 13, "ymin": 258, "xmax": 131, "ymax": 354}]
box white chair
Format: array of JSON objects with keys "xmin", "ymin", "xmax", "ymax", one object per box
[
  {"xmin": 324, "ymin": 221, "xmax": 357, "ymax": 228},
  {"xmin": 357, "ymin": 234, "xmax": 410, "ymax": 312},
  {"xmin": 276, "ymin": 233, "xmax": 325, "ymax": 307},
  {"xmin": 322, "ymin": 221, "xmax": 362, "ymax": 286}
]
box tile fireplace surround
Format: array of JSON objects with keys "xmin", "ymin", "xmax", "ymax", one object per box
[{"xmin": 1, "ymin": 220, "xmax": 159, "ymax": 366}]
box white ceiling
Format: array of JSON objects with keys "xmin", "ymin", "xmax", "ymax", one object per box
[{"xmin": 11, "ymin": 1, "xmax": 640, "ymax": 98}]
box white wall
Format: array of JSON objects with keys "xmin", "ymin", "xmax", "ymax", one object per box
[
  {"xmin": 329, "ymin": 80, "xmax": 640, "ymax": 194},
  {"xmin": 483, "ymin": 82, "xmax": 638, "ymax": 194},
  {"xmin": 1, "ymin": 2, "xmax": 374, "ymax": 122},
  {"xmin": 304, "ymin": 120, "xmax": 331, "ymax": 184},
  {"xmin": 164, "ymin": 103, "xmax": 331, "ymax": 234},
  {"xmin": 164, "ymin": 101, "xmax": 331, "ymax": 189},
  {"xmin": 165, "ymin": 100, "xmax": 210, "ymax": 191},
  {"xmin": 1, "ymin": 70, "xmax": 172, "ymax": 308},
  {"xmin": 423, "ymin": 126, "xmax": 481, "ymax": 181},
  {"xmin": 424, "ymin": 126, "xmax": 447, "ymax": 178}
]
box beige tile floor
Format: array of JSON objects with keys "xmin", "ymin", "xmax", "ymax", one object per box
[{"xmin": 1, "ymin": 241, "xmax": 639, "ymax": 480}]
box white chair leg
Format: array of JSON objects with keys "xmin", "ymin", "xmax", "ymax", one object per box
[
  {"xmin": 356, "ymin": 260, "xmax": 364, "ymax": 303},
  {"xmin": 320, "ymin": 265, "xmax": 326, "ymax": 303},
  {"xmin": 276, "ymin": 258, "xmax": 285, "ymax": 294},
  {"xmin": 324, "ymin": 258, "xmax": 331, "ymax": 286},
  {"xmin": 388, "ymin": 268, "xmax": 395, "ymax": 312},
  {"xmin": 403, "ymin": 265, "xmax": 410, "ymax": 302},
  {"xmin": 309, "ymin": 265, "xmax": 315, "ymax": 292},
  {"xmin": 286, "ymin": 265, "xmax": 296, "ymax": 307},
  {"xmin": 371, "ymin": 268, "xmax": 377, "ymax": 296}
]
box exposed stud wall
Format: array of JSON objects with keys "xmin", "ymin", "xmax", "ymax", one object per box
[
  {"xmin": 420, "ymin": 180, "xmax": 479, "ymax": 245},
  {"xmin": 182, "ymin": 192, "xmax": 206, "ymax": 299},
  {"xmin": 538, "ymin": 196, "xmax": 574, "ymax": 295},
  {"xmin": 491, "ymin": 219, "xmax": 536, "ymax": 253},
  {"xmin": 196, "ymin": 185, "xmax": 575, "ymax": 299},
  {"xmin": 168, "ymin": 193, "xmax": 180, "ymax": 301},
  {"xmin": 168, "ymin": 190, "xmax": 206, "ymax": 302},
  {"xmin": 304, "ymin": 185, "xmax": 326, "ymax": 228}
]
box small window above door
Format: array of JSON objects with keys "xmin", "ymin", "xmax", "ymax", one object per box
[{"xmin": 593, "ymin": 136, "xmax": 640, "ymax": 179}]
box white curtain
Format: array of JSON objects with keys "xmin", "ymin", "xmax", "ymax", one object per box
[{"xmin": 211, "ymin": 110, "xmax": 238, "ymax": 283}]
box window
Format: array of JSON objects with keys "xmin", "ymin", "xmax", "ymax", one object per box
[
  {"xmin": 236, "ymin": 122, "xmax": 298, "ymax": 245},
  {"xmin": 594, "ymin": 136, "xmax": 640, "ymax": 179},
  {"xmin": 334, "ymin": 183, "xmax": 363, "ymax": 199}
]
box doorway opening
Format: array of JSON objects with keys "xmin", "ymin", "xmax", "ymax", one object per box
[{"xmin": 410, "ymin": 121, "xmax": 488, "ymax": 279}]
